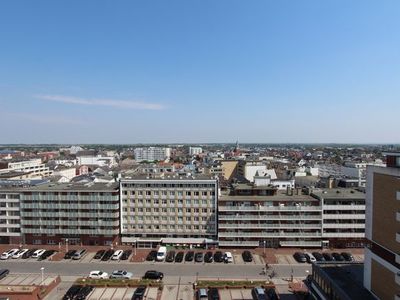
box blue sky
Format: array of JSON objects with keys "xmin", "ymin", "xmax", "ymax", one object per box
[{"xmin": 1, "ymin": 1, "xmax": 399, "ymax": 144}]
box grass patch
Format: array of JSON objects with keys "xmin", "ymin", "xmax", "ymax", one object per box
[{"xmin": 75, "ymin": 278, "xmax": 163, "ymax": 288}]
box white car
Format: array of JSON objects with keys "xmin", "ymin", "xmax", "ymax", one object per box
[
  {"xmin": 0, "ymin": 249, "xmax": 19, "ymax": 260},
  {"xmin": 88, "ymin": 271, "xmax": 109, "ymax": 279},
  {"xmin": 31, "ymin": 249, "xmax": 46, "ymax": 258},
  {"xmin": 110, "ymin": 270, "xmax": 133, "ymax": 279},
  {"xmin": 12, "ymin": 249, "xmax": 29, "ymax": 259},
  {"xmin": 111, "ymin": 250, "xmax": 123, "ymax": 260},
  {"xmin": 224, "ymin": 251, "xmax": 233, "ymax": 263}
]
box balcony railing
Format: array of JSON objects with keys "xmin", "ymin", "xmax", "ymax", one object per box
[{"xmin": 219, "ymin": 206, "xmax": 321, "ymax": 212}]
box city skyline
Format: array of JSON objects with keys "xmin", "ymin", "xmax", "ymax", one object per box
[{"xmin": 1, "ymin": 1, "xmax": 400, "ymax": 144}]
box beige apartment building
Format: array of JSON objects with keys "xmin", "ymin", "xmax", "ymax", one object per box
[
  {"xmin": 120, "ymin": 175, "xmax": 218, "ymax": 247},
  {"xmin": 364, "ymin": 152, "xmax": 400, "ymax": 300}
]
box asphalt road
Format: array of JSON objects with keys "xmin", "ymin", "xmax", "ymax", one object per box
[{"xmin": 0, "ymin": 260, "xmax": 311, "ymax": 281}]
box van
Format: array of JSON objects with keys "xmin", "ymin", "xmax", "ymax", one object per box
[
  {"xmin": 111, "ymin": 249, "xmax": 123, "ymax": 260},
  {"xmin": 304, "ymin": 252, "xmax": 316, "ymax": 263},
  {"xmin": 156, "ymin": 246, "xmax": 167, "ymax": 261},
  {"xmin": 72, "ymin": 249, "xmax": 86, "ymax": 260},
  {"xmin": 224, "ymin": 252, "xmax": 233, "ymax": 263}
]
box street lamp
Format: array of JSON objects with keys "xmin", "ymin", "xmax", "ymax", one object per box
[
  {"xmin": 40, "ymin": 267, "xmax": 45, "ymax": 285},
  {"xmin": 66, "ymin": 238, "xmax": 69, "ymax": 253},
  {"xmin": 263, "ymin": 241, "xmax": 266, "ymax": 255}
]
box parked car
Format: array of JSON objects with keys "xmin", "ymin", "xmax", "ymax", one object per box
[
  {"xmin": 101, "ymin": 249, "xmax": 114, "ymax": 261},
  {"xmin": 266, "ymin": 288, "xmax": 280, "ymax": 300},
  {"xmin": 88, "ymin": 270, "xmax": 108, "ymax": 279},
  {"xmin": 304, "ymin": 252, "xmax": 316, "ymax": 263},
  {"xmin": 322, "ymin": 253, "xmax": 335, "ymax": 262},
  {"xmin": 214, "ymin": 251, "xmax": 224, "ymax": 263},
  {"xmin": 31, "ymin": 249, "xmax": 46, "ymax": 259},
  {"xmin": 62, "ymin": 285, "xmax": 82, "ymax": 300},
  {"xmin": 341, "ymin": 252, "xmax": 354, "ymax": 262},
  {"xmin": 132, "ymin": 286, "xmax": 146, "ymax": 300},
  {"xmin": 332, "ymin": 252, "xmax": 345, "ymax": 262},
  {"xmin": 242, "ymin": 251, "xmax": 253, "ymax": 262},
  {"xmin": 93, "ymin": 250, "xmax": 105, "ymax": 260},
  {"xmin": 0, "ymin": 269, "xmax": 9, "ymax": 280},
  {"xmin": 12, "ymin": 249, "xmax": 29, "ymax": 259},
  {"xmin": 312, "ymin": 252, "xmax": 325, "ymax": 262},
  {"xmin": 195, "ymin": 252, "xmax": 204, "ymax": 263},
  {"xmin": 204, "ymin": 251, "xmax": 214, "ymax": 263},
  {"xmin": 175, "ymin": 251, "xmax": 184, "ymax": 263},
  {"xmin": 38, "ymin": 250, "xmax": 56, "ymax": 261},
  {"xmin": 146, "ymin": 250, "xmax": 157, "ymax": 261},
  {"xmin": 293, "ymin": 252, "xmax": 307, "ymax": 263},
  {"xmin": 75, "ymin": 285, "xmax": 93, "ymax": 300},
  {"xmin": 110, "ymin": 270, "xmax": 133, "ymax": 279},
  {"xmin": 111, "ymin": 249, "xmax": 124, "ymax": 260},
  {"xmin": 185, "ymin": 251, "xmax": 194, "ymax": 262},
  {"xmin": 1, "ymin": 249, "xmax": 19, "ymax": 260},
  {"xmin": 197, "ymin": 288, "xmax": 208, "ymax": 299},
  {"xmin": 208, "ymin": 287, "xmax": 220, "ymax": 300},
  {"xmin": 72, "ymin": 249, "xmax": 86, "ymax": 260},
  {"xmin": 121, "ymin": 250, "xmax": 132, "ymax": 260},
  {"xmin": 22, "ymin": 248, "xmax": 37, "ymax": 259},
  {"xmin": 252, "ymin": 287, "xmax": 267, "ymax": 300},
  {"xmin": 166, "ymin": 251, "xmax": 175, "ymax": 262},
  {"xmin": 64, "ymin": 250, "xmax": 77, "ymax": 259},
  {"xmin": 143, "ymin": 270, "xmax": 164, "ymax": 280},
  {"xmin": 224, "ymin": 252, "xmax": 233, "ymax": 263}
]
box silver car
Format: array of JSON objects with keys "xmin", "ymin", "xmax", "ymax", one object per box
[{"xmin": 110, "ymin": 270, "xmax": 133, "ymax": 279}]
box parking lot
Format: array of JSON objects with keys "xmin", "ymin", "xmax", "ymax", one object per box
[
  {"xmin": 0, "ymin": 273, "xmax": 58, "ymax": 286},
  {"xmin": 85, "ymin": 287, "xmax": 159, "ymax": 300},
  {"xmin": 276, "ymin": 253, "xmax": 364, "ymax": 265}
]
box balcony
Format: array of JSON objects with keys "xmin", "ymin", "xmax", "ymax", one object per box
[
  {"xmin": 219, "ymin": 205, "xmax": 321, "ymax": 212},
  {"xmin": 280, "ymin": 240, "xmax": 322, "ymax": 247},
  {"xmin": 322, "ymin": 232, "xmax": 365, "ymax": 238},
  {"xmin": 218, "ymin": 240, "xmax": 259, "ymax": 247},
  {"xmin": 397, "ymin": 212, "xmax": 400, "ymax": 222},
  {"xmin": 218, "ymin": 223, "xmax": 321, "ymax": 229},
  {"xmin": 218, "ymin": 231, "xmax": 322, "ymax": 238},
  {"xmin": 396, "ymin": 232, "xmax": 400, "ymax": 243},
  {"xmin": 396, "ymin": 272, "xmax": 400, "ymax": 286},
  {"xmin": 322, "ymin": 205, "xmax": 365, "ymax": 210},
  {"xmin": 219, "ymin": 214, "xmax": 321, "ymax": 220}
]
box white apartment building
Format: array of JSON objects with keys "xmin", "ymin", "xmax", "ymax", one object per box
[
  {"xmin": 120, "ymin": 176, "xmax": 218, "ymax": 247},
  {"xmin": 0, "ymin": 189, "xmax": 21, "ymax": 244},
  {"xmin": 311, "ymin": 188, "xmax": 366, "ymax": 248},
  {"xmin": 134, "ymin": 147, "xmax": 171, "ymax": 162},
  {"xmin": 76, "ymin": 155, "xmax": 116, "ymax": 167},
  {"xmin": 189, "ymin": 147, "xmax": 203, "ymax": 156},
  {"xmin": 0, "ymin": 159, "xmax": 52, "ymax": 178}
]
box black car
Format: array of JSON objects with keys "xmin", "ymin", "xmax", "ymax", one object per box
[
  {"xmin": 101, "ymin": 249, "xmax": 114, "ymax": 261},
  {"xmin": 208, "ymin": 287, "xmax": 220, "ymax": 300},
  {"xmin": 132, "ymin": 286, "xmax": 146, "ymax": 300},
  {"xmin": 22, "ymin": 248, "xmax": 37, "ymax": 259},
  {"xmin": 175, "ymin": 252, "xmax": 184, "ymax": 263},
  {"xmin": 93, "ymin": 250, "xmax": 106, "ymax": 260},
  {"xmin": 166, "ymin": 251, "xmax": 175, "ymax": 262},
  {"xmin": 293, "ymin": 252, "xmax": 307, "ymax": 263},
  {"xmin": 341, "ymin": 252, "xmax": 354, "ymax": 261},
  {"xmin": 242, "ymin": 251, "xmax": 253, "ymax": 262},
  {"xmin": 62, "ymin": 285, "xmax": 82, "ymax": 300},
  {"xmin": 332, "ymin": 252, "xmax": 345, "ymax": 262},
  {"xmin": 146, "ymin": 250, "xmax": 157, "ymax": 261},
  {"xmin": 312, "ymin": 252, "xmax": 325, "ymax": 262},
  {"xmin": 0, "ymin": 269, "xmax": 9, "ymax": 280},
  {"xmin": 75, "ymin": 285, "xmax": 93, "ymax": 300},
  {"xmin": 121, "ymin": 250, "xmax": 132, "ymax": 260},
  {"xmin": 38, "ymin": 250, "xmax": 56, "ymax": 261},
  {"xmin": 185, "ymin": 251, "xmax": 194, "ymax": 262},
  {"xmin": 204, "ymin": 251, "xmax": 213, "ymax": 263},
  {"xmin": 64, "ymin": 250, "xmax": 77, "ymax": 259},
  {"xmin": 322, "ymin": 253, "xmax": 335, "ymax": 262},
  {"xmin": 213, "ymin": 251, "xmax": 224, "ymax": 263},
  {"xmin": 143, "ymin": 270, "xmax": 164, "ymax": 280},
  {"xmin": 195, "ymin": 252, "xmax": 204, "ymax": 263},
  {"xmin": 266, "ymin": 288, "xmax": 279, "ymax": 300}
]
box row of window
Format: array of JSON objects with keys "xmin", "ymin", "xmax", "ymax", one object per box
[
  {"xmin": 123, "ymin": 224, "xmax": 213, "ymax": 231},
  {"xmin": 123, "ymin": 215, "xmax": 211, "ymax": 222},
  {"xmin": 123, "ymin": 190, "xmax": 214, "ymax": 196},
  {"xmin": 123, "ymin": 207, "xmax": 211, "ymax": 213},
  {"xmin": 123, "ymin": 199, "xmax": 212, "ymax": 206},
  {"xmin": 122, "ymin": 183, "xmax": 215, "ymax": 188}
]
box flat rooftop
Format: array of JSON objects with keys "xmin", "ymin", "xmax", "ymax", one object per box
[
  {"xmin": 220, "ymin": 192, "xmax": 318, "ymax": 202},
  {"xmin": 311, "ymin": 188, "xmax": 365, "ymax": 199},
  {"xmin": 121, "ymin": 174, "xmax": 216, "ymax": 181},
  {"xmin": 0, "ymin": 182, "xmax": 119, "ymax": 192},
  {"xmin": 314, "ymin": 263, "xmax": 375, "ymax": 300}
]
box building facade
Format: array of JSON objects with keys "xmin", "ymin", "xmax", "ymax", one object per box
[
  {"xmin": 19, "ymin": 183, "xmax": 120, "ymax": 246},
  {"xmin": 189, "ymin": 147, "xmax": 203, "ymax": 156},
  {"xmin": 0, "ymin": 189, "xmax": 21, "ymax": 244},
  {"xmin": 120, "ymin": 176, "xmax": 218, "ymax": 247},
  {"xmin": 0, "ymin": 159, "xmax": 52, "ymax": 178},
  {"xmin": 363, "ymin": 152, "xmax": 400, "ymax": 300},
  {"xmin": 134, "ymin": 147, "xmax": 171, "ymax": 162}
]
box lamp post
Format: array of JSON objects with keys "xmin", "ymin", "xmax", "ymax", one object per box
[
  {"xmin": 66, "ymin": 238, "xmax": 69, "ymax": 253},
  {"xmin": 40, "ymin": 267, "xmax": 44, "ymax": 285},
  {"xmin": 263, "ymin": 241, "xmax": 266, "ymax": 255}
]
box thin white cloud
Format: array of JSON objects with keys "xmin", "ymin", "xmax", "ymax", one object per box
[
  {"xmin": 35, "ymin": 94, "xmax": 165, "ymax": 110},
  {"xmin": 6, "ymin": 112, "xmax": 84, "ymax": 125}
]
